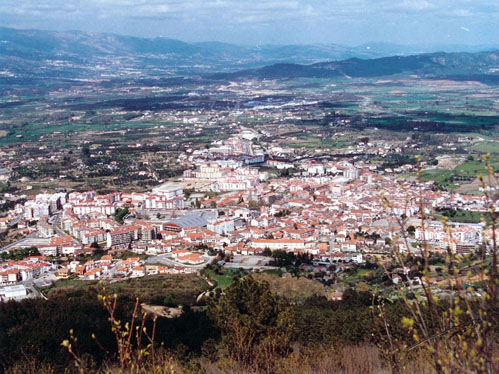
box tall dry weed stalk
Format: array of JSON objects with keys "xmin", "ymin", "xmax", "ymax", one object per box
[
  {"xmin": 62, "ymin": 283, "xmax": 177, "ymax": 374},
  {"xmin": 375, "ymin": 155, "xmax": 498, "ymax": 374}
]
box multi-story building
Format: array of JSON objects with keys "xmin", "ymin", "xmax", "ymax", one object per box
[
  {"xmin": 37, "ymin": 244, "xmax": 58, "ymax": 256},
  {"xmin": 24, "ymin": 192, "xmax": 67, "ymax": 220},
  {"xmin": 207, "ymin": 219, "xmax": 235, "ymax": 235},
  {"xmin": 144, "ymin": 194, "xmax": 184, "ymax": 210},
  {"xmin": 106, "ymin": 225, "xmax": 140, "ymax": 249},
  {"xmin": 37, "ymin": 217, "xmax": 55, "ymax": 237},
  {"xmin": 81, "ymin": 230, "xmax": 106, "ymax": 245},
  {"xmin": 24, "ymin": 201, "xmax": 51, "ymax": 220},
  {"xmin": 151, "ymin": 183, "xmax": 184, "ymax": 199},
  {"xmin": 249, "ymin": 239, "xmax": 306, "ymax": 251},
  {"xmin": 72, "ymin": 202, "xmax": 116, "ymax": 215}
]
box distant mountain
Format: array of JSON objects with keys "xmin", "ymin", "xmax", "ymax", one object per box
[
  {"xmin": 0, "ymin": 26, "xmax": 498, "ymax": 79},
  {"xmin": 209, "ymin": 51, "xmax": 499, "ymax": 82}
]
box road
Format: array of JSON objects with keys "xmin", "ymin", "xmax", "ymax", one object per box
[
  {"xmin": 2, "ymin": 272, "xmax": 57, "ymax": 301},
  {"xmin": 2, "ymin": 210, "xmax": 84, "ymax": 253},
  {"xmin": 49, "ymin": 212, "xmax": 67, "ymax": 237},
  {"xmin": 1, "ymin": 211, "xmax": 60, "ymax": 253},
  {"xmin": 277, "ymin": 153, "xmax": 366, "ymax": 163},
  {"xmin": 8, "ymin": 213, "xmax": 23, "ymax": 228},
  {"xmin": 50, "ymin": 212, "xmax": 82, "ymax": 244}
]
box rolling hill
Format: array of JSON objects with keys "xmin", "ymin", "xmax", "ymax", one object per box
[
  {"xmin": 1, "ymin": 26, "xmax": 498, "ymax": 79},
  {"xmin": 209, "ymin": 51, "xmax": 499, "ymax": 82}
]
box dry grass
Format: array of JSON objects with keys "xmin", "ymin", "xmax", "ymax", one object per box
[
  {"xmin": 5, "ymin": 356, "xmax": 57, "ymax": 374},
  {"xmin": 6, "ymin": 343, "xmax": 442, "ymax": 374},
  {"xmin": 254, "ymin": 273, "xmax": 327, "ymax": 301},
  {"xmin": 201, "ymin": 344, "xmax": 436, "ymax": 374}
]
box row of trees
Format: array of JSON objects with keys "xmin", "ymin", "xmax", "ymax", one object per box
[{"xmin": 0, "ymin": 246, "xmax": 40, "ymax": 261}]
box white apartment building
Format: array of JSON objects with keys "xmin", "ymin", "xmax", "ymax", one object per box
[
  {"xmin": 250, "ymin": 239, "xmax": 306, "ymax": 251},
  {"xmin": 207, "ymin": 219, "xmax": 235, "ymax": 235}
]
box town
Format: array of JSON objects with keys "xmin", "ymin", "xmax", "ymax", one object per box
[
  {"xmin": 1, "ymin": 131, "xmax": 496, "ymax": 302},
  {"xmin": 1, "ymin": 14, "xmax": 498, "ymax": 373}
]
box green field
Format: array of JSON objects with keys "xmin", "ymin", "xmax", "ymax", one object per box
[
  {"xmin": 343, "ymin": 268, "xmax": 374, "ymax": 283},
  {"xmin": 0, "ymin": 121, "xmax": 160, "ymax": 145},
  {"xmin": 204, "ymin": 269, "xmax": 237, "ymax": 289},
  {"xmin": 471, "ymin": 141, "xmax": 499, "ymax": 154},
  {"xmin": 287, "ymin": 134, "xmax": 350, "ymax": 150},
  {"xmin": 454, "ymin": 161, "xmax": 488, "ymax": 177},
  {"xmin": 420, "ymin": 169, "xmax": 456, "ymax": 189},
  {"xmin": 419, "ymin": 153, "xmax": 499, "ymax": 191},
  {"xmin": 433, "ymin": 209, "xmax": 488, "ymax": 224}
]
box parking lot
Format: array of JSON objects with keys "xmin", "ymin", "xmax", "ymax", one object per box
[
  {"xmin": 225, "ymin": 255, "xmax": 275, "ymax": 270},
  {"xmin": 1, "ymin": 235, "xmax": 50, "ymax": 253}
]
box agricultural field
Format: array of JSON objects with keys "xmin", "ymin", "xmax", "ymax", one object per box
[
  {"xmin": 419, "ymin": 169, "xmax": 456, "ymax": 189},
  {"xmin": 433, "ymin": 208, "xmax": 488, "ymax": 224},
  {"xmin": 0, "ymin": 72, "xmax": 497, "ymax": 199},
  {"xmin": 470, "ymin": 140, "xmax": 499, "ymax": 154}
]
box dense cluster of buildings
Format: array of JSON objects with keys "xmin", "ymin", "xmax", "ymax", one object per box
[
  {"xmin": 183, "ymin": 162, "xmax": 268, "ymax": 192},
  {"xmin": 0, "ymin": 256, "xmax": 54, "ymax": 285},
  {"xmin": 181, "ymin": 135, "xmax": 268, "ymax": 192},
  {"xmin": 0, "ymin": 168, "xmax": 11, "ymax": 182},
  {"xmin": 58, "ymin": 255, "xmax": 146, "ymax": 280},
  {"xmin": 22, "ymin": 157, "xmax": 495, "ymax": 262},
  {"xmin": 24, "ymin": 192, "xmax": 66, "ymax": 220},
  {"xmin": 2, "ymin": 133, "xmax": 495, "ymax": 290}
]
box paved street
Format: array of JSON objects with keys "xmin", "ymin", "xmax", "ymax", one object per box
[{"xmin": 49, "ymin": 212, "xmax": 68, "ymax": 237}]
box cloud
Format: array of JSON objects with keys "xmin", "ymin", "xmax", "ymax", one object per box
[
  {"xmin": 0, "ymin": 0, "xmax": 498, "ymax": 44},
  {"xmin": 0, "ymin": 0, "xmax": 491, "ymax": 21},
  {"xmin": 393, "ymin": 0, "xmax": 436, "ymax": 11}
]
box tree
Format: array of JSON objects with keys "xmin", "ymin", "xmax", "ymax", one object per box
[
  {"xmin": 114, "ymin": 207, "xmax": 129, "ymax": 224},
  {"xmin": 82, "ymin": 146, "xmax": 90, "ymax": 157},
  {"xmin": 262, "ymin": 248, "xmax": 272, "ymax": 257},
  {"xmin": 207, "ymin": 276, "xmax": 294, "ymax": 372},
  {"xmin": 356, "ymin": 281, "xmax": 370, "ymax": 293},
  {"xmin": 248, "ymin": 200, "xmax": 261, "ymax": 210},
  {"xmin": 271, "ymin": 250, "xmax": 294, "ymax": 267}
]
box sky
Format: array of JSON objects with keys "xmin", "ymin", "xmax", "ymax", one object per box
[{"xmin": 0, "ymin": 0, "xmax": 498, "ymax": 46}]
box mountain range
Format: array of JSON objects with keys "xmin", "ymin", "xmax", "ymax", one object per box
[
  {"xmin": 209, "ymin": 51, "xmax": 499, "ymax": 83},
  {"xmin": 1, "ymin": 26, "xmax": 498, "ymax": 80}
]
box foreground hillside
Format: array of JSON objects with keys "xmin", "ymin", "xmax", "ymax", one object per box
[{"xmin": 1, "ymin": 263, "xmax": 497, "ymax": 374}]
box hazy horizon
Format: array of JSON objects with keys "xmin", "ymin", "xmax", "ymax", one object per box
[
  {"xmin": 3, "ymin": 24, "xmax": 499, "ymax": 50},
  {"xmin": 0, "ymin": 0, "xmax": 498, "ymax": 46}
]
